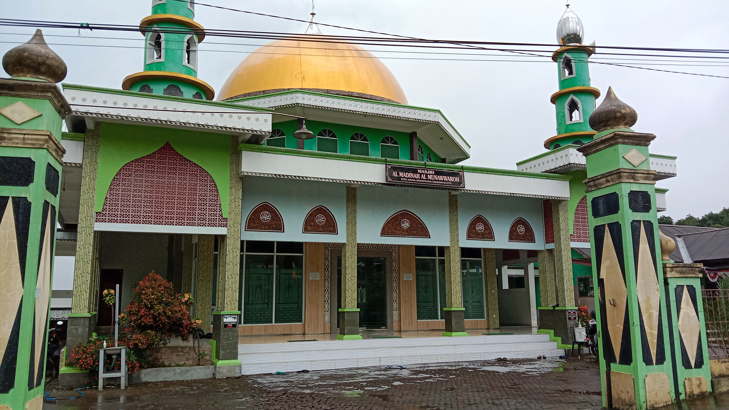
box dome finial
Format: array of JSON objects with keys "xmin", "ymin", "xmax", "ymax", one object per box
[
  {"xmin": 305, "ymin": 0, "xmax": 322, "ymax": 35},
  {"xmin": 589, "ymin": 87, "xmax": 638, "ymax": 132},
  {"xmin": 2, "ymin": 29, "xmax": 67, "ymax": 83},
  {"xmin": 556, "ymin": 4, "xmax": 584, "ymax": 45}
]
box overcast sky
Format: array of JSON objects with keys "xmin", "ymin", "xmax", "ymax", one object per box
[{"xmin": 2, "ymin": 0, "xmax": 728, "ymax": 222}]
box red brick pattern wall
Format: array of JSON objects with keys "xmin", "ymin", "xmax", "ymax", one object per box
[
  {"xmin": 543, "ymin": 200, "xmax": 554, "ymax": 244},
  {"xmin": 570, "ymin": 196, "xmax": 589, "ymax": 243},
  {"xmin": 96, "ymin": 143, "xmax": 227, "ymax": 227}
]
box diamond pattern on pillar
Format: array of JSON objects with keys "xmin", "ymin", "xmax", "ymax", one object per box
[
  {"xmin": 0, "ymin": 101, "xmax": 42, "ymax": 125},
  {"xmin": 0, "ymin": 201, "xmax": 23, "ymax": 365},
  {"xmin": 33, "ymin": 210, "xmax": 52, "ymax": 385},
  {"xmin": 636, "ymin": 222, "xmax": 660, "ymax": 363},
  {"xmin": 623, "ymin": 148, "xmax": 647, "ymax": 167},
  {"xmin": 600, "ymin": 227, "xmax": 627, "ymax": 361},
  {"xmin": 678, "ymin": 285, "xmax": 701, "ymax": 368}
]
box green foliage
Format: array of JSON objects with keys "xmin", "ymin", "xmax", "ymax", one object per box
[
  {"xmin": 657, "ymin": 215, "xmax": 674, "ymax": 224},
  {"xmin": 675, "ymin": 207, "xmax": 729, "ymax": 227}
]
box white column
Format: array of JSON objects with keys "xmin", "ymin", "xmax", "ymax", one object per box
[
  {"xmin": 527, "ymin": 262, "xmax": 538, "ymax": 328},
  {"xmin": 500, "ymin": 266, "xmax": 509, "ymax": 290}
]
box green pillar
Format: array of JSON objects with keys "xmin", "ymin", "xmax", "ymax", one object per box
[
  {"xmin": 443, "ymin": 192, "xmax": 466, "ymax": 336},
  {"xmin": 483, "ymin": 249, "xmax": 499, "ymax": 329},
  {"xmin": 0, "ymin": 30, "xmax": 68, "ymax": 409},
  {"xmin": 579, "ymin": 87, "xmax": 675, "ymax": 409},
  {"xmin": 337, "ymin": 185, "xmax": 362, "ymax": 340},
  {"xmin": 662, "ymin": 257, "xmax": 712, "ymax": 399},
  {"xmin": 212, "ymin": 137, "xmax": 242, "ymax": 377}
]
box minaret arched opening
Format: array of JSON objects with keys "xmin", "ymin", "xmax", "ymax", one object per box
[
  {"xmin": 561, "ymin": 55, "xmax": 575, "ymax": 78},
  {"xmin": 184, "ymin": 35, "xmax": 198, "ymax": 69},
  {"xmin": 566, "ymin": 96, "xmax": 582, "ymax": 123},
  {"xmin": 146, "ymin": 31, "xmax": 164, "ymax": 63}
]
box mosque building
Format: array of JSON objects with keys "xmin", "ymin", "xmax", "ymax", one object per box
[{"xmin": 0, "ymin": 1, "xmax": 679, "ymax": 389}]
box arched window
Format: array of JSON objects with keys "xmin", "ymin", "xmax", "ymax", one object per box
[
  {"xmin": 561, "ymin": 55, "xmax": 575, "ymax": 78},
  {"xmin": 163, "ymin": 84, "xmax": 183, "ymax": 97},
  {"xmin": 192, "ymin": 91, "xmax": 203, "ymax": 99},
  {"xmin": 316, "ymin": 129, "xmax": 337, "ymax": 153},
  {"xmin": 380, "ymin": 136, "xmax": 399, "ymax": 159},
  {"xmin": 267, "ymin": 129, "xmax": 286, "ymax": 147},
  {"xmin": 139, "ymin": 84, "xmax": 153, "ymax": 93},
  {"xmin": 188, "ymin": 0, "xmax": 195, "ymax": 10},
  {"xmin": 146, "ymin": 31, "xmax": 164, "ymax": 63},
  {"xmin": 184, "ymin": 35, "xmax": 198, "ymax": 69},
  {"xmin": 566, "ymin": 96, "xmax": 582, "ymax": 123},
  {"xmin": 349, "ymin": 133, "xmax": 369, "ymax": 156}
]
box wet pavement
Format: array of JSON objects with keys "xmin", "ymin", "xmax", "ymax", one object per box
[{"xmin": 42, "ymin": 358, "xmax": 729, "ymax": 409}]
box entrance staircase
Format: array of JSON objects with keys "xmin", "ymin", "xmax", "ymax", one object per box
[{"xmin": 237, "ymin": 333, "xmax": 563, "ymax": 375}]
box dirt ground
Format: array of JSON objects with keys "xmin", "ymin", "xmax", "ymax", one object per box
[{"xmin": 42, "ymin": 358, "xmax": 729, "ymax": 409}]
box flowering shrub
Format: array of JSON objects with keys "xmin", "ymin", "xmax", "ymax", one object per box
[
  {"xmin": 68, "ymin": 335, "xmax": 142, "ymax": 373},
  {"xmin": 122, "ymin": 272, "xmax": 195, "ymax": 342},
  {"xmin": 102, "ymin": 288, "xmax": 116, "ymax": 306}
]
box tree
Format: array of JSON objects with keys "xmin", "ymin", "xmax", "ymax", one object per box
[
  {"xmin": 676, "ymin": 215, "xmax": 700, "ymax": 226},
  {"xmin": 658, "ymin": 215, "xmax": 674, "ymax": 224},
  {"xmin": 674, "ymin": 208, "xmax": 729, "ymax": 227}
]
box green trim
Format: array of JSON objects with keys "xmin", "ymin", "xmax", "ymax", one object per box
[
  {"xmin": 336, "ymin": 334, "xmax": 363, "ymax": 340},
  {"xmin": 62, "ymin": 83, "xmax": 270, "ymax": 113},
  {"xmin": 516, "ymin": 144, "xmax": 580, "ymax": 165},
  {"xmin": 213, "ymin": 310, "xmax": 241, "ymax": 315},
  {"xmin": 209, "ymin": 339, "xmax": 217, "ymax": 363},
  {"xmin": 59, "ymin": 366, "xmax": 88, "ymax": 374},
  {"xmin": 655, "ymin": 187, "xmax": 669, "ymax": 193},
  {"xmin": 68, "ymin": 312, "xmax": 96, "ymax": 318},
  {"xmin": 337, "ymin": 308, "xmax": 360, "ymax": 312},
  {"xmin": 650, "ymin": 153, "xmax": 677, "ymax": 160},
  {"xmin": 61, "ymin": 132, "xmax": 85, "ymax": 141},
  {"xmin": 442, "ymin": 331, "xmax": 469, "ymax": 337},
  {"xmin": 537, "ymin": 329, "xmax": 571, "ymax": 350},
  {"xmin": 240, "ymin": 144, "xmax": 570, "ymax": 181},
  {"xmin": 442, "ymin": 307, "xmax": 466, "ymax": 311},
  {"xmin": 537, "ymin": 306, "xmax": 578, "ymax": 310},
  {"xmin": 214, "ymin": 360, "xmax": 241, "ymax": 367},
  {"xmin": 228, "ymin": 89, "xmax": 471, "ymax": 150}
]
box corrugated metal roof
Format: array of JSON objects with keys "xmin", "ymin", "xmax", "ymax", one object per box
[{"xmin": 659, "ymin": 224, "xmax": 722, "ymax": 262}]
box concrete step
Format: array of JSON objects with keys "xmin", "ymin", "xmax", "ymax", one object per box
[{"xmin": 238, "ymin": 334, "xmax": 563, "ymax": 375}]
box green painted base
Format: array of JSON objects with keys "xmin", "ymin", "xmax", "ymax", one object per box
[
  {"xmin": 214, "ymin": 359, "xmax": 241, "ymax": 367},
  {"xmin": 442, "ymin": 307, "xmax": 465, "ymax": 311},
  {"xmin": 59, "ymin": 366, "xmax": 88, "ymax": 375},
  {"xmin": 336, "ymin": 334, "xmax": 363, "ymax": 340},
  {"xmin": 537, "ymin": 306, "xmax": 578, "ymax": 311},
  {"xmin": 337, "ymin": 308, "xmax": 360, "ymax": 312},
  {"xmin": 442, "ymin": 332, "xmax": 469, "ymax": 337},
  {"xmin": 537, "ymin": 329, "xmax": 571, "ymax": 350}
]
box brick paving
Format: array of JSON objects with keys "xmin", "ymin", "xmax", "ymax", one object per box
[{"xmin": 46, "ymin": 358, "xmax": 602, "ymax": 409}]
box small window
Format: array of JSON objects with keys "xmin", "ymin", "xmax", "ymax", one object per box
[
  {"xmin": 188, "ymin": 0, "xmax": 195, "ymax": 10},
  {"xmin": 267, "ymin": 129, "xmax": 286, "ymax": 147},
  {"xmin": 192, "ymin": 92, "xmax": 203, "ymax": 99},
  {"xmin": 316, "ymin": 129, "xmax": 337, "ymax": 153},
  {"xmin": 139, "ymin": 84, "xmax": 153, "ymax": 93},
  {"xmin": 146, "ymin": 31, "xmax": 164, "ymax": 63},
  {"xmin": 349, "ymin": 133, "xmax": 369, "ymax": 156},
  {"xmin": 380, "ymin": 136, "xmax": 399, "ymax": 159},
  {"xmin": 184, "ymin": 35, "xmax": 198, "ymax": 69},
  {"xmin": 163, "ymin": 84, "xmax": 183, "ymax": 97},
  {"xmin": 561, "ymin": 55, "xmax": 575, "ymax": 79},
  {"xmin": 566, "ymin": 96, "xmax": 582, "ymax": 123}
]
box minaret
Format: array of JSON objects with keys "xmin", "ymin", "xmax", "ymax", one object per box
[
  {"xmin": 122, "ymin": 0, "xmax": 214, "ymax": 100},
  {"xmin": 545, "ymin": 5, "xmax": 600, "ymax": 150}
]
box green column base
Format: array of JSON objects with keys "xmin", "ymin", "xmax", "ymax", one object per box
[
  {"xmin": 442, "ymin": 332, "xmax": 469, "ymax": 337},
  {"xmin": 212, "ymin": 312, "xmax": 240, "ymax": 362},
  {"xmin": 337, "ymin": 309, "xmax": 361, "ymax": 339}
]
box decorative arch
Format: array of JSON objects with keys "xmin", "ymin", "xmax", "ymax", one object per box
[
  {"xmin": 380, "ymin": 210, "xmax": 430, "ymax": 238},
  {"xmin": 508, "ymin": 217, "xmax": 535, "ymax": 243},
  {"xmin": 245, "ymin": 202, "xmax": 284, "ymax": 232},
  {"xmin": 570, "ymin": 196, "xmax": 589, "ymax": 243},
  {"xmin": 561, "ymin": 55, "xmax": 575, "ymax": 79},
  {"xmin": 466, "ymin": 215, "xmax": 495, "ymax": 241},
  {"xmin": 302, "ymin": 205, "xmax": 338, "ymax": 235},
  {"xmin": 96, "ymin": 143, "xmax": 226, "ymax": 227},
  {"xmin": 565, "ymin": 96, "xmax": 583, "ymax": 124}
]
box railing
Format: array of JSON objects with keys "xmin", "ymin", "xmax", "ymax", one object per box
[{"xmin": 702, "ymin": 289, "xmax": 729, "ymax": 359}]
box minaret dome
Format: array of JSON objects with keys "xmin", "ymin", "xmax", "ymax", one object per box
[{"xmin": 556, "ymin": 5, "xmax": 584, "ymax": 45}]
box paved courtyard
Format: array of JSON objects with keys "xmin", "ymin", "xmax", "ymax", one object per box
[
  {"xmin": 44, "ymin": 358, "xmax": 729, "ymax": 409},
  {"xmin": 46, "ymin": 358, "xmax": 601, "ymax": 409}
]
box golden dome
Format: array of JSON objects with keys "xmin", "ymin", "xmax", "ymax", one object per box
[{"xmin": 218, "ymin": 39, "xmax": 407, "ymax": 104}]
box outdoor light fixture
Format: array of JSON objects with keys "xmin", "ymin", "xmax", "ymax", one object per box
[{"xmin": 294, "ymin": 118, "xmax": 314, "ymax": 141}]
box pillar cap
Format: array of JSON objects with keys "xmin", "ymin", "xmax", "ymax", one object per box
[
  {"xmin": 589, "ymin": 87, "xmax": 637, "ymax": 132},
  {"xmin": 2, "ymin": 29, "xmax": 67, "ymax": 83}
]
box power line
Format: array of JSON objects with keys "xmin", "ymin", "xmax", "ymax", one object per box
[
  {"xmin": 5, "ymin": 40, "xmax": 729, "ymax": 68},
  {"xmin": 1, "ymin": 17, "xmax": 728, "ymax": 79}
]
